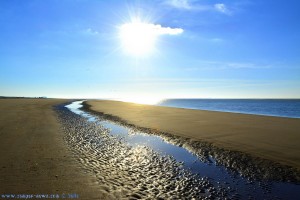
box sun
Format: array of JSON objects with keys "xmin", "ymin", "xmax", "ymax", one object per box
[
  {"xmin": 119, "ymin": 21, "xmax": 157, "ymax": 56},
  {"xmin": 120, "ymin": 96, "xmax": 162, "ymax": 105}
]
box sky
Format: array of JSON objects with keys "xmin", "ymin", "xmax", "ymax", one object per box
[{"xmin": 0, "ymin": 0, "xmax": 300, "ymax": 103}]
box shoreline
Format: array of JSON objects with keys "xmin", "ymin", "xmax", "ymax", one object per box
[
  {"xmin": 157, "ymin": 99, "xmax": 300, "ymax": 119},
  {"xmin": 157, "ymin": 106, "xmax": 300, "ymax": 119},
  {"xmin": 84, "ymin": 100, "xmax": 300, "ymax": 182}
]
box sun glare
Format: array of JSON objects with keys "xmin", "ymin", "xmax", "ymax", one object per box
[
  {"xmin": 119, "ymin": 21, "xmax": 157, "ymax": 56},
  {"xmin": 120, "ymin": 96, "xmax": 162, "ymax": 105}
]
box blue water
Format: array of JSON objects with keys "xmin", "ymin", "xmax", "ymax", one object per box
[{"xmin": 157, "ymin": 99, "xmax": 300, "ymax": 118}]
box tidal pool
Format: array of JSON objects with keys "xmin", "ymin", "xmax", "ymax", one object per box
[{"xmin": 63, "ymin": 100, "xmax": 300, "ymax": 199}]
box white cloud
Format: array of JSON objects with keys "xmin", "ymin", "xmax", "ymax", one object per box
[
  {"xmin": 83, "ymin": 28, "xmax": 99, "ymax": 35},
  {"xmin": 165, "ymin": 0, "xmax": 232, "ymax": 15},
  {"xmin": 120, "ymin": 22, "xmax": 183, "ymax": 36},
  {"xmin": 183, "ymin": 60, "xmax": 272, "ymax": 71},
  {"xmin": 226, "ymin": 62, "xmax": 271, "ymax": 69},
  {"xmin": 165, "ymin": 0, "xmax": 192, "ymax": 9},
  {"xmin": 211, "ymin": 38, "xmax": 224, "ymax": 43},
  {"xmin": 152, "ymin": 24, "xmax": 184, "ymax": 35},
  {"xmin": 165, "ymin": 0, "xmax": 210, "ymax": 11},
  {"xmin": 119, "ymin": 22, "xmax": 183, "ymax": 55},
  {"xmin": 214, "ymin": 3, "xmax": 231, "ymax": 14}
]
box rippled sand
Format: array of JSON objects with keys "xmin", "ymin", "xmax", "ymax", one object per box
[{"xmin": 56, "ymin": 104, "xmax": 230, "ymax": 199}]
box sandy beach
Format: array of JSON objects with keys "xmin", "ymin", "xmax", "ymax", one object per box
[
  {"xmin": 1, "ymin": 98, "xmax": 299, "ymax": 199},
  {"xmin": 1, "ymin": 98, "xmax": 299, "ymax": 198},
  {"xmin": 86, "ymin": 100, "xmax": 300, "ymax": 170},
  {"xmin": 0, "ymin": 99, "xmax": 107, "ymax": 199}
]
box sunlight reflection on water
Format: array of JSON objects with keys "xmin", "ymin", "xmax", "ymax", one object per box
[{"xmin": 65, "ymin": 100, "xmax": 300, "ymax": 200}]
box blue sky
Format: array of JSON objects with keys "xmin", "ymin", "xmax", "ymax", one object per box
[{"xmin": 1, "ymin": 0, "xmax": 299, "ymax": 102}]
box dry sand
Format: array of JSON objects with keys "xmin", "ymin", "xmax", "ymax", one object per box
[
  {"xmin": 86, "ymin": 100, "xmax": 300, "ymax": 170},
  {"xmin": 0, "ymin": 99, "xmax": 108, "ymax": 199}
]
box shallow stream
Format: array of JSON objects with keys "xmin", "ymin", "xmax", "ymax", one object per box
[{"xmin": 63, "ymin": 100, "xmax": 300, "ymax": 199}]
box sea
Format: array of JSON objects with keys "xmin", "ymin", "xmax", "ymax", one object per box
[{"xmin": 157, "ymin": 99, "xmax": 300, "ymax": 119}]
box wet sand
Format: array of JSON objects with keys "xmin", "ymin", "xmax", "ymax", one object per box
[
  {"xmin": 56, "ymin": 104, "xmax": 228, "ymax": 199},
  {"xmin": 0, "ymin": 99, "xmax": 108, "ymax": 199},
  {"xmin": 85, "ymin": 100, "xmax": 300, "ymax": 170},
  {"xmin": 58, "ymin": 100, "xmax": 300, "ymax": 199}
]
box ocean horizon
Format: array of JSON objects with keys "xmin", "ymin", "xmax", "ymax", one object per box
[{"xmin": 157, "ymin": 98, "xmax": 300, "ymax": 119}]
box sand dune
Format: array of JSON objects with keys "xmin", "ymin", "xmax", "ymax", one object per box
[{"xmin": 86, "ymin": 100, "xmax": 300, "ymax": 170}]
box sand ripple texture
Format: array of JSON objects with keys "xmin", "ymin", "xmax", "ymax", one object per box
[{"xmin": 55, "ymin": 105, "xmax": 230, "ymax": 199}]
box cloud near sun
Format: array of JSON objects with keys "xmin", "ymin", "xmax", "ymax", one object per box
[
  {"xmin": 120, "ymin": 23, "xmax": 183, "ymax": 36},
  {"xmin": 119, "ymin": 22, "xmax": 183, "ymax": 56},
  {"xmin": 165, "ymin": 0, "xmax": 231, "ymax": 15}
]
